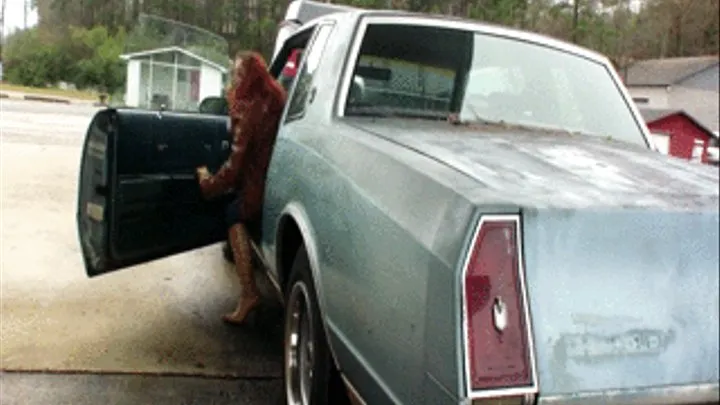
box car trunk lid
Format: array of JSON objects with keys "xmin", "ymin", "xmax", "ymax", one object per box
[
  {"xmin": 521, "ymin": 207, "xmax": 719, "ymax": 397},
  {"xmin": 349, "ymin": 118, "xmax": 719, "ymax": 210}
]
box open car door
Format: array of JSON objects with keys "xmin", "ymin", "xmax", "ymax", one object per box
[
  {"xmin": 77, "ymin": 13, "xmax": 315, "ymax": 277},
  {"xmin": 76, "ymin": 14, "xmax": 240, "ymax": 277},
  {"xmin": 77, "ymin": 108, "xmax": 233, "ymax": 277}
]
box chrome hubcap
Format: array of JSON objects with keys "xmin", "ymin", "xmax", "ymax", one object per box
[{"xmin": 285, "ymin": 282, "xmax": 315, "ymax": 405}]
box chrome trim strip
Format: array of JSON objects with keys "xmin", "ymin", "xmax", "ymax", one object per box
[
  {"xmin": 327, "ymin": 318, "xmax": 405, "ymax": 404},
  {"xmin": 340, "ymin": 372, "xmax": 369, "ymax": 405},
  {"xmin": 538, "ymin": 382, "xmax": 720, "ymax": 405},
  {"xmin": 459, "ymin": 214, "xmax": 539, "ymax": 401},
  {"xmin": 336, "ymin": 15, "xmax": 368, "ymax": 118},
  {"xmin": 605, "ymin": 63, "xmax": 654, "ymax": 148}
]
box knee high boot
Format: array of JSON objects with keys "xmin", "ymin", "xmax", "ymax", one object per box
[{"xmin": 223, "ymin": 223, "xmax": 261, "ymax": 324}]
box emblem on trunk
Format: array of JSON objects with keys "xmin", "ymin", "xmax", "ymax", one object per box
[{"xmin": 563, "ymin": 328, "xmax": 675, "ymax": 362}]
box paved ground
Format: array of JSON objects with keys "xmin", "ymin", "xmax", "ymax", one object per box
[
  {"xmin": 0, "ymin": 99, "xmax": 100, "ymax": 145},
  {"xmin": 0, "ymin": 99, "xmax": 284, "ymax": 404},
  {"xmin": 0, "ymin": 89, "xmax": 98, "ymax": 106},
  {"xmin": 0, "ymin": 372, "xmax": 282, "ymax": 405}
]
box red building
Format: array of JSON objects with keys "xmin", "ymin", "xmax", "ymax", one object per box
[{"xmin": 639, "ymin": 108, "xmax": 719, "ymax": 164}]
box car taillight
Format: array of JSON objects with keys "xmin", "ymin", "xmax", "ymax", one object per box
[{"xmin": 462, "ymin": 215, "xmax": 537, "ymax": 404}]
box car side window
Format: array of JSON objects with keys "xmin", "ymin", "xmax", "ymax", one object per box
[
  {"xmin": 278, "ymin": 49, "xmax": 303, "ymax": 92},
  {"xmin": 285, "ymin": 24, "xmax": 334, "ymax": 123}
]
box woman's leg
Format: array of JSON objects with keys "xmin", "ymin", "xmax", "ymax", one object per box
[
  {"xmin": 223, "ymin": 197, "xmax": 260, "ymax": 324},
  {"xmin": 224, "ymin": 222, "xmax": 261, "ymax": 324}
]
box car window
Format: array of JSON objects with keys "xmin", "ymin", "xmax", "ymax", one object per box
[
  {"xmin": 344, "ymin": 23, "xmax": 647, "ymax": 146},
  {"xmin": 285, "ymin": 24, "xmax": 334, "ymax": 122},
  {"xmin": 278, "ymin": 48, "xmax": 304, "ymax": 92},
  {"xmin": 465, "ymin": 67, "xmax": 524, "ymax": 97},
  {"xmin": 355, "ymin": 55, "xmax": 455, "ymax": 111},
  {"xmin": 461, "ymin": 33, "xmax": 645, "ymax": 145},
  {"xmin": 345, "ymin": 24, "xmax": 472, "ymax": 120}
]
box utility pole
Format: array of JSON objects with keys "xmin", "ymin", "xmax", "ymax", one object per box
[
  {"xmin": 1, "ymin": 0, "xmax": 6, "ymax": 32},
  {"xmin": 572, "ymin": 0, "xmax": 580, "ymax": 43},
  {"xmin": 1, "ymin": 0, "xmax": 7, "ymax": 59},
  {"xmin": 24, "ymin": 0, "xmax": 28, "ymax": 29}
]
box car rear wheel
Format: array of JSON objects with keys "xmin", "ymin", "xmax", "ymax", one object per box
[{"xmin": 283, "ymin": 247, "xmax": 348, "ymax": 405}]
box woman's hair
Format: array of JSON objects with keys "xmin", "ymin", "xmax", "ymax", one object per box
[{"xmin": 226, "ymin": 51, "xmax": 270, "ymax": 119}]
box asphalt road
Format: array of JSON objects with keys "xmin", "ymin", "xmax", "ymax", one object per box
[
  {"xmin": 0, "ymin": 98, "xmax": 100, "ymax": 146},
  {"xmin": 0, "ymin": 99, "xmax": 285, "ymax": 404}
]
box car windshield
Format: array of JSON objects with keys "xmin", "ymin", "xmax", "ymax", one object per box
[{"xmin": 344, "ymin": 23, "xmax": 647, "ymax": 147}]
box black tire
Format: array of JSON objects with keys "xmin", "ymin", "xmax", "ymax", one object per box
[{"xmin": 282, "ymin": 246, "xmax": 349, "ymax": 405}]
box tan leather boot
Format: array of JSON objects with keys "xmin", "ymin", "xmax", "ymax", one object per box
[{"xmin": 223, "ymin": 223, "xmax": 261, "ymax": 324}]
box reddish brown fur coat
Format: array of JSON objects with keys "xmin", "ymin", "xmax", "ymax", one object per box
[{"xmin": 199, "ymin": 52, "xmax": 287, "ymax": 221}]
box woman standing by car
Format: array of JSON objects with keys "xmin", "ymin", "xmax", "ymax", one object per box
[{"xmin": 196, "ymin": 50, "xmax": 287, "ymax": 324}]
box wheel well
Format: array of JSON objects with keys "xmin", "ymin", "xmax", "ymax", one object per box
[
  {"xmin": 276, "ymin": 215, "xmax": 351, "ymax": 402},
  {"xmin": 278, "ymin": 215, "xmax": 304, "ymax": 292}
]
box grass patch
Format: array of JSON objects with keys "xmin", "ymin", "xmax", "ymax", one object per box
[{"xmin": 0, "ymin": 83, "xmax": 98, "ymax": 101}]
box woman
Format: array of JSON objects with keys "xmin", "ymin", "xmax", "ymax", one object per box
[{"xmin": 196, "ymin": 51, "xmax": 287, "ymax": 324}]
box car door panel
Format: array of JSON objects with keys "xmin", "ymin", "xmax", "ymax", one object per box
[
  {"xmin": 115, "ymin": 111, "xmax": 230, "ymax": 176},
  {"xmin": 77, "ymin": 108, "xmax": 233, "ymax": 277},
  {"xmin": 112, "ymin": 174, "xmax": 228, "ymax": 256}
]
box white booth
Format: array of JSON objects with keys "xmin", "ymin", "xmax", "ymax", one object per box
[{"xmin": 121, "ymin": 46, "xmax": 228, "ymax": 111}]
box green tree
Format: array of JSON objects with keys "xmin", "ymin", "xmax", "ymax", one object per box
[
  {"xmin": 3, "ymin": 27, "xmax": 72, "ymax": 86},
  {"xmin": 69, "ymin": 25, "xmax": 127, "ymax": 94}
]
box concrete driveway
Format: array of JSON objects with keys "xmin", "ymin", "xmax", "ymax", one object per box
[{"xmin": 0, "ymin": 98, "xmax": 284, "ymax": 404}]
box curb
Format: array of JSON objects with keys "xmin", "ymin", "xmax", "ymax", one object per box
[
  {"xmin": 1, "ymin": 91, "xmax": 98, "ymax": 105},
  {"xmin": 22, "ymin": 94, "xmax": 71, "ymax": 104}
]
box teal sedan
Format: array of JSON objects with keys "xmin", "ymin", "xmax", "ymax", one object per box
[{"xmin": 76, "ymin": 6, "xmax": 720, "ymax": 405}]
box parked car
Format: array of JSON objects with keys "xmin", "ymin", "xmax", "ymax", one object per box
[{"xmin": 76, "ymin": 1, "xmax": 720, "ymax": 404}]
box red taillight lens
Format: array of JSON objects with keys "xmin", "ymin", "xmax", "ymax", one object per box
[{"xmin": 463, "ymin": 216, "xmax": 535, "ymax": 395}]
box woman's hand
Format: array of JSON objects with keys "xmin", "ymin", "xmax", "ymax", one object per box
[
  {"xmin": 196, "ymin": 166, "xmax": 211, "ymax": 180},
  {"xmin": 196, "ymin": 166, "xmax": 213, "ymax": 199}
]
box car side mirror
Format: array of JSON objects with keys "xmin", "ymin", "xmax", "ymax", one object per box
[{"xmin": 199, "ymin": 97, "xmax": 228, "ymax": 115}]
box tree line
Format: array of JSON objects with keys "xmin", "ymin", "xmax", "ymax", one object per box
[{"xmin": 1, "ymin": 0, "xmax": 718, "ymax": 96}]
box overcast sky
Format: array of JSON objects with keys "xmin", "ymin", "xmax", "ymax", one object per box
[{"xmin": 3, "ymin": 0, "xmax": 38, "ymax": 37}]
